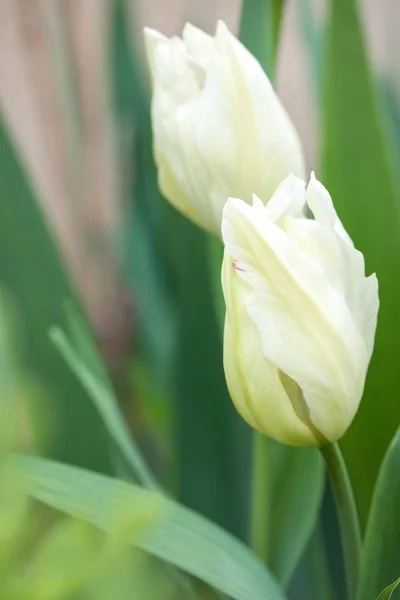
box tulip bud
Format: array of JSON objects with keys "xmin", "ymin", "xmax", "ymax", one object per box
[
  {"xmin": 144, "ymin": 21, "xmax": 305, "ymax": 236},
  {"xmin": 221, "ymin": 173, "xmax": 379, "ymax": 446}
]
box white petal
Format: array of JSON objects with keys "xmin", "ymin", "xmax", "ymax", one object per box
[
  {"xmin": 143, "ymin": 27, "xmax": 168, "ymax": 76},
  {"xmin": 222, "ymin": 252, "xmax": 317, "ymax": 445},
  {"xmin": 145, "ymin": 31, "xmax": 216, "ymax": 231},
  {"xmin": 288, "ymin": 218, "xmax": 379, "ymax": 358},
  {"xmin": 182, "ymin": 23, "xmax": 214, "ymax": 67},
  {"xmin": 252, "ymin": 193, "xmax": 265, "ymax": 210},
  {"xmin": 307, "ymin": 173, "xmax": 354, "ymax": 247},
  {"xmin": 263, "ymin": 173, "xmax": 306, "ymax": 226},
  {"xmin": 195, "ymin": 21, "xmax": 305, "ymax": 206},
  {"xmin": 222, "ymin": 198, "xmax": 368, "ymax": 441}
]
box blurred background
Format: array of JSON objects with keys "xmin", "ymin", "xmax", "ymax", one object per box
[{"xmin": 1, "ymin": 0, "xmax": 400, "ymax": 598}]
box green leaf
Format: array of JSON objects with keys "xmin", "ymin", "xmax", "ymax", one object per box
[
  {"xmin": 298, "ymin": 0, "xmax": 327, "ymax": 104},
  {"xmin": 268, "ymin": 443, "xmax": 324, "ymax": 587},
  {"xmin": 239, "ymin": 0, "xmax": 285, "ymax": 75},
  {"xmin": 376, "ymin": 578, "xmax": 400, "ymax": 600},
  {"xmin": 322, "ymin": 0, "xmax": 400, "ymax": 522},
  {"xmin": 0, "ymin": 118, "xmax": 111, "ymax": 472},
  {"xmin": 50, "ymin": 313, "xmax": 159, "ymax": 491},
  {"xmin": 356, "ymin": 426, "xmax": 400, "ymax": 600},
  {"xmin": 16, "ymin": 455, "xmax": 286, "ymax": 600}
]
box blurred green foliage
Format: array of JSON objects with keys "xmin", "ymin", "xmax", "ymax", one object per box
[
  {"xmin": 0, "ymin": 289, "xmax": 176, "ymax": 600},
  {"xmin": 0, "ymin": 462, "xmax": 181, "ymax": 600}
]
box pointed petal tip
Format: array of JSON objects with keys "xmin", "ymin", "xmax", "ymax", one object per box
[
  {"xmin": 223, "ymin": 196, "xmax": 243, "ymax": 217},
  {"xmin": 143, "ymin": 27, "xmax": 168, "ymax": 63},
  {"xmin": 143, "ymin": 27, "xmax": 166, "ymax": 43},
  {"xmin": 286, "ymin": 172, "xmax": 306, "ymax": 186},
  {"xmin": 216, "ymin": 19, "xmax": 230, "ymax": 33},
  {"xmin": 215, "ymin": 20, "xmax": 233, "ymax": 45},
  {"xmin": 252, "ymin": 193, "xmax": 264, "ymax": 209},
  {"xmin": 182, "ymin": 22, "xmax": 201, "ymax": 41},
  {"xmin": 307, "ymin": 171, "xmax": 325, "ymax": 192}
]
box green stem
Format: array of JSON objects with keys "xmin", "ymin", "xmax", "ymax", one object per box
[
  {"xmin": 250, "ymin": 431, "xmax": 270, "ymax": 564},
  {"xmin": 320, "ymin": 442, "xmax": 362, "ymax": 599}
]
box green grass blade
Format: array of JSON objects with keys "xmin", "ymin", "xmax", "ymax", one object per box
[
  {"xmin": 239, "ymin": 0, "xmax": 285, "ymax": 75},
  {"xmin": 298, "ymin": 0, "xmax": 327, "ymax": 104},
  {"xmin": 357, "ymin": 427, "xmax": 400, "ymax": 600},
  {"xmin": 376, "ymin": 578, "xmax": 400, "ymax": 600},
  {"xmin": 0, "ymin": 117, "xmax": 111, "ymax": 472},
  {"xmin": 322, "ymin": 0, "xmax": 400, "ymax": 522},
  {"xmin": 50, "ymin": 323, "xmax": 159, "ymax": 491},
  {"xmin": 16, "ymin": 454, "xmax": 286, "ymax": 600}
]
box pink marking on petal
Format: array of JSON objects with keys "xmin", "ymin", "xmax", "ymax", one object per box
[{"xmin": 232, "ymin": 261, "xmax": 245, "ymax": 273}]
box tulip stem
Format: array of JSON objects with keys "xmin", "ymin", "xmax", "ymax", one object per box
[
  {"xmin": 250, "ymin": 431, "xmax": 270, "ymax": 565},
  {"xmin": 320, "ymin": 442, "xmax": 362, "ymax": 599}
]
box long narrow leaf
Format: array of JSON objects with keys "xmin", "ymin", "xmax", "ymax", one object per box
[
  {"xmin": 376, "ymin": 578, "xmax": 400, "ymax": 600},
  {"xmin": 357, "ymin": 427, "xmax": 400, "ymax": 600},
  {"xmin": 50, "ymin": 325, "xmax": 159, "ymax": 490},
  {"xmin": 239, "ymin": 0, "xmax": 285, "ymax": 75},
  {"xmin": 16, "ymin": 455, "xmax": 286, "ymax": 600}
]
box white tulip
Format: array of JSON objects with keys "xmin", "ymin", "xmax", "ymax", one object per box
[
  {"xmin": 144, "ymin": 21, "xmax": 305, "ymax": 235},
  {"xmin": 221, "ymin": 173, "xmax": 379, "ymax": 446}
]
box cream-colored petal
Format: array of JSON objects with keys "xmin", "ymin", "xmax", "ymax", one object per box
[
  {"xmin": 263, "ymin": 173, "xmax": 306, "ymax": 226},
  {"xmin": 182, "ymin": 23, "xmax": 214, "ymax": 67},
  {"xmin": 306, "ymin": 172, "xmax": 354, "ymax": 247},
  {"xmin": 222, "ymin": 252, "xmax": 317, "ymax": 445},
  {"xmin": 195, "ymin": 21, "xmax": 305, "ymax": 207},
  {"xmin": 222, "ymin": 197, "xmax": 368, "ymax": 441},
  {"xmin": 146, "ymin": 32, "xmax": 216, "ymax": 232},
  {"xmin": 143, "ymin": 27, "xmax": 168, "ymax": 77},
  {"xmin": 288, "ymin": 218, "xmax": 379, "ymax": 358},
  {"xmin": 252, "ymin": 193, "xmax": 265, "ymax": 210},
  {"xmin": 156, "ymin": 150, "xmax": 206, "ymax": 228}
]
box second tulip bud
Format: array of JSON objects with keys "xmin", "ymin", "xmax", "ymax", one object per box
[{"xmin": 144, "ymin": 21, "xmax": 305, "ymax": 235}]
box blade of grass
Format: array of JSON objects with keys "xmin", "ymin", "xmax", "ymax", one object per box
[
  {"xmin": 357, "ymin": 426, "xmax": 400, "ymax": 599},
  {"xmin": 50, "ymin": 322, "xmax": 159, "ymax": 491},
  {"xmin": 16, "ymin": 454, "xmax": 287, "ymax": 600}
]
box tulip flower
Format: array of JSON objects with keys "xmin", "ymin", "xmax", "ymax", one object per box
[
  {"xmin": 144, "ymin": 21, "xmax": 305, "ymax": 236},
  {"xmin": 221, "ymin": 173, "xmax": 379, "ymax": 446}
]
